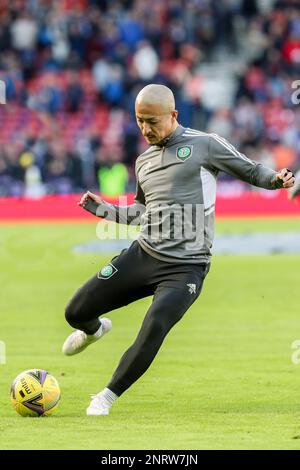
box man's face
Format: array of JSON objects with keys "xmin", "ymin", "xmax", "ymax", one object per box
[{"xmin": 135, "ymin": 102, "xmax": 178, "ymax": 145}]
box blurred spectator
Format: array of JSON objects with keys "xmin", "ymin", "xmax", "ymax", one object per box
[
  {"xmin": 282, "ymin": 32, "xmax": 300, "ymax": 66},
  {"xmin": 65, "ymin": 70, "xmax": 84, "ymax": 113},
  {"xmin": 2, "ymin": 143, "xmax": 25, "ymax": 196},
  {"xmin": 0, "ymin": 0, "xmax": 299, "ymax": 197},
  {"xmin": 42, "ymin": 141, "xmax": 83, "ymax": 194},
  {"xmin": 208, "ymin": 108, "xmax": 233, "ymax": 140},
  {"xmin": 132, "ymin": 41, "xmax": 159, "ymax": 80},
  {"xmin": 10, "ymin": 12, "xmax": 38, "ymax": 51},
  {"xmin": 102, "ymin": 64, "xmax": 124, "ymax": 107},
  {"xmin": 272, "ymin": 143, "xmax": 297, "ymax": 169},
  {"xmin": 96, "ymin": 147, "xmax": 129, "ymax": 197},
  {"xmin": 119, "ymin": 11, "xmax": 145, "ymax": 52},
  {"xmin": 0, "ymin": 16, "xmax": 11, "ymax": 53},
  {"xmin": 27, "ymin": 73, "xmax": 63, "ymax": 114},
  {"xmin": 122, "ymin": 114, "xmax": 140, "ymax": 165}
]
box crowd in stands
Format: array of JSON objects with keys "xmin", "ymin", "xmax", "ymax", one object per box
[{"xmin": 0, "ymin": 0, "xmax": 299, "ymax": 196}]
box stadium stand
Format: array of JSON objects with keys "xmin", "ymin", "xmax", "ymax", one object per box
[{"xmin": 0, "ymin": 0, "xmax": 299, "ymax": 196}]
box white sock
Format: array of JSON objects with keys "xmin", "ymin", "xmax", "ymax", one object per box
[
  {"xmin": 87, "ymin": 323, "xmax": 103, "ymax": 339},
  {"xmin": 100, "ymin": 387, "xmax": 118, "ymax": 406}
]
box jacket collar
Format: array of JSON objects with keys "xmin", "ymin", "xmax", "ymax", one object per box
[{"xmin": 155, "ymin": 124, "xmax": 186, "ymax": 147}]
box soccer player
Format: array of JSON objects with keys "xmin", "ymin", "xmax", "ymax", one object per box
[
  {"xmin": 289, "ymin": 169, "xmax": 300, "ymax": 199},
  {"xmin": 62, "ymin": 84, "xmax": 295, "ymax": 415}
]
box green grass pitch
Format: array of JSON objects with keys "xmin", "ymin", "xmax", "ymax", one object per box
[{"xmin": 0, "ymin": 217, "xmax": 300, "ymax": 450}]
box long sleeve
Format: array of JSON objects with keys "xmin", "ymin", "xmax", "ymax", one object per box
[
  {"xmin": 84, "ymin": 180, "xmax": 146, "ymax": 225},
  {"xmin": 206, "ymin": 134, "xmax": 282, "ymax": 190}
]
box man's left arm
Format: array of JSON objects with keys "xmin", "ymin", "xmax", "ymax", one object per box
[{"xmin": 206, "ymin": 134, "xmax": 295, "ymax": 190}]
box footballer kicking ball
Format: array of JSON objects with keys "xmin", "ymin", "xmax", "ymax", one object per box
[{"xmin": 10, "ymin": 369, "xmax": 61, "ymax": 417}]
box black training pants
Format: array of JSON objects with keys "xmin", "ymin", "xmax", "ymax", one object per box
[{"xmin": 65, "ymin": 240, "xmax": 210, "ymax": 396}]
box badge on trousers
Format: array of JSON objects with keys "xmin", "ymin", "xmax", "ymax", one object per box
[{"xmin": 97, "ymin": 263, "xmax": 118, "ymax": 280}]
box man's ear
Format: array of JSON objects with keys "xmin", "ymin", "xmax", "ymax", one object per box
[{"xmin": 172, "ymin": 110, "xmax": 178, "ymax": 120}]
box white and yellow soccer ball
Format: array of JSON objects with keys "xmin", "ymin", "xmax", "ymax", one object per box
[{"xmin": 10, "ymin": 369, "xmax": 60, "ymax": 417}]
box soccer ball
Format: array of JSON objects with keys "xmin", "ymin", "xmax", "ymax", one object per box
[{"xmin": 10, "ymin": 369, "xmax": 61, "ymax": 417}]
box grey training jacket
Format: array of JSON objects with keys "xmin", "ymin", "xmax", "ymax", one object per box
[{"xmin": 91, "ymin": 125, "xmax": 282, "ymax": 264}]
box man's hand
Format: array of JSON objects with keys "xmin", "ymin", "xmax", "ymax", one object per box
[
  {"xmin": 78, "ymin": 191, "xmax": 104, "ymax": 208},
  {"xmin": 275, "ymin": 168, "xmax": 295, "ymax": 189}
]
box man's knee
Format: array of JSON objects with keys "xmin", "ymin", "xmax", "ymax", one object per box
[
  {"xmin": 65, "ymin": 298, "xmax": 82, "ymax": 329},
  {"xmin": 142, "ymin": 313, "xmax": 169, "ymax": 343},
  {"xmin": 146, "ymin": 298, "xmax": 186, "ymax": 337}
]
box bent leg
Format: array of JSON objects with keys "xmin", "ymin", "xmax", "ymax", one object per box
[
  {"xmin": 107, "ymin": 266, "xmax": 208, "ymax": 396},
  {"xmin": 65, "ymin": 244, "xmax": 155, "ymax": 334}
]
